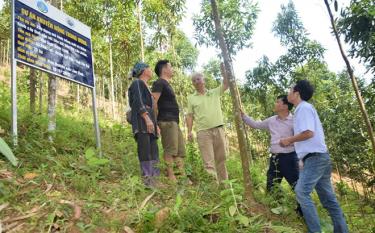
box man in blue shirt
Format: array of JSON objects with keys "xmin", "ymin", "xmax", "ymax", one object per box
[{"xmin": 280, "ymin": 80, "xmax": 348, "ymax": 233}]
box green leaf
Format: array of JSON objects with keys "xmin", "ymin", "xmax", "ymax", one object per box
[
  {"xmin": 0, "ymin": 137, "xmax": 18, "ymax": 166},
  {"xmin": 87, "ymin": 158, "xmax": 109, "ymax": 167},
  {"xmin": 271, "ymin": 206, "xmax": 283, "ymax": 215},
  {"xmin": 237, "ymin": 214, "xmax": 250, "ymax": 227},
  {"xmin": 84, "ymin": 147, "xmax": 95, "ymax": 160},
  {"xmin": 174, "ymin": 194, "xmax": 182, "ymax": 212},
  {"xmin": 270, "ymin": 224, "xmax": 297, "ymax": 233},
  {"xmin": 229, "ymin": 205, "xmax": 236, "ymax": 217}
]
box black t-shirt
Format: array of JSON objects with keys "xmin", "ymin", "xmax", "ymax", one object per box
[{"xmin": 151, "ymin": 78, "xmax": 180, "ymax": 123}]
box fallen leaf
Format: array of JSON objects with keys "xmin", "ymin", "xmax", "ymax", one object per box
[
  {"xmin": 140, "ymin": 191, "xmax": 155, "ymax": 210},
  {"xmin": 55, "ymin": 210, "xmax": 64, "ymax": 218},
  {"xmin": 44, "ymin": 183, "xmax": 53, "ymax": 193},
  {"xmin": 47, "ymin": 191, "xmax": 62, "ymax": 197},
  {"xmin": 0, "ymin": 170, "xmax": 13, "ymax": 179},
  {"xmin": 0, "ymin": 202, "xmax": 9, "ymax": 212},
  {"xmin": 23, "ymin": 172, "xmax": 38, "ymax": 180},
  {"xmin": 123, "ymin": 226, "xmax": 135, "ymax": 233},
  {"xmin": 155, "ymin": 207, "xmax": 171, "ymax": 228}
]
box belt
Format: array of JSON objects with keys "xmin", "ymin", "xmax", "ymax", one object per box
[
  {"xmin": 271, "ymin": 151, "xmax": 295, "ymax": 157},
  {"xmin": 302, "ymin": 152, "xmax": 320, "ymax": 163}
]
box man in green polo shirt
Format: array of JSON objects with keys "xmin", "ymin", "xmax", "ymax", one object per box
[{"xmin": 186, "ymin": 72, "xmax": 229, "ymax": 183}]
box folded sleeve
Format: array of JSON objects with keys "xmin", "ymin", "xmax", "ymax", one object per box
[{"xmin": 295, "ymin": 106, "xmax": 315, "ymax": 133}]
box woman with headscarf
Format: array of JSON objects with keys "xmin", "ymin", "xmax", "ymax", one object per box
[{"xmin": 128, "ymin": 62, "xmax": 160, "ymax": 187}]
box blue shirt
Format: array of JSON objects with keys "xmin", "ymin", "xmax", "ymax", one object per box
[{"xmin": 293, "ymin": 101, "xmax": 328, "ymax": 159}]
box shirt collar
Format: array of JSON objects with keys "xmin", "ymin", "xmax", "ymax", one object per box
[
  {"xmin": 194, "ymin": 89, "xmax": 209, "ymax": 96},
  {"xmin": 276, "ymin": 113, "xmax": 293, "ymax": 121},
  {"xmin": 294, "ymin": 100, "xmax": 307, "ymax": 112}
]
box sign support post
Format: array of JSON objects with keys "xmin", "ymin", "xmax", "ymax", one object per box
[
  {"xmin": 91, "ymin": 86, "xmax": 101, "ymax": 156},
  {"xmin": 11, "ymin": 0, "xmax": 18, "ymax": 146}
]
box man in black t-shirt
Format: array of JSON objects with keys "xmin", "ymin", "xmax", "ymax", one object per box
[{"xmin": 152, "ymin": 60, "xmax": 189, "ymax": 183}]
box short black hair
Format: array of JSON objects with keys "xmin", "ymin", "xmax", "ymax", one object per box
[
  {"xmin": 154, "ymin": 60, "xmax": 170, "ymax": 77},
  {"xmin": 293, "ymin": 80, "xmax": 314, "ymax": 101},
  {"xmin": 277, "ymin": 95, "xmax": 293, "ymax": 111}
]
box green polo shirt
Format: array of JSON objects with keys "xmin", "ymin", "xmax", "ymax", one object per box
[{"xmin": 187, "ymin": 85, "xmax": 225, "ymax": 132}]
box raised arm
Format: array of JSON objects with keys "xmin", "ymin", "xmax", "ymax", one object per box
[{"xmin": 220, "ymin": 63, "xmax": 229, "ymax": 92}]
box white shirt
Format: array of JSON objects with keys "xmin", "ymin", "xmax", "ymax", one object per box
[
  {"xmin": 293, "ymin": 101, "xmax": 328, "ymax": 159},
  {"xmin": 242, "ymin": 114, "xmax": 295, "ymax": 154}
]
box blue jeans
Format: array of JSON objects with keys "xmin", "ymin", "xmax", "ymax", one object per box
[{"xmin": 295, "ymin": 153, "xmax": 349, "ymax": 233}]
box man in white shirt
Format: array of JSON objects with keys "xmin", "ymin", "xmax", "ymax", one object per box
[{"xmin": 280, "ymin": 80, "xmax": 348, "ymax": 233}]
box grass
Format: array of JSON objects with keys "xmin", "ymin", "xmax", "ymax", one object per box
[{"xmin": 0, "ymin": 66, "xmax": 374, "ymax": 232}]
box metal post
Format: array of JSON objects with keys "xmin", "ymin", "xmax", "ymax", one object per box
[
  {"xmin": 91, "ymin": 86, "xmax": 102, "ymax": 156},
  {"xmin": 90, "ymin": 35, "xmax": 102, "ymax": 156},
  {"xmin": 11, "ymin": 0, "xmax": 18, "ymax": 146}
]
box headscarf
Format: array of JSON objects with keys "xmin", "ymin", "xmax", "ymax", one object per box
[{"xmin": 132, "ymin": 62, "xmax": 149, "ymax": 78}]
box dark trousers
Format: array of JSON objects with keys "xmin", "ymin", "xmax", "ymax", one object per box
[
  {"xmin": 267, "ymin": 151, "xmax": 303, "ymax": 216},
  {"xmin": 135, "ymin": 133, "xmax": 160, "ymax": 184},
  {"xmin": 266, "ymin": 151, "xmax": 299, "ymax": 191}
]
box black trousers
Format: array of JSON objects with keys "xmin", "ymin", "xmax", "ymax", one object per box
[
  {"xmin": 135, "ymin": 133, "xmax": 160, "ymax": 179},
  {"xmin": 135, "ymin": 133, "xmax": 159, "ymax": 162},
  {"xmin": 266, "ymin": 151, "xmax": 299, "ymax": 192}
]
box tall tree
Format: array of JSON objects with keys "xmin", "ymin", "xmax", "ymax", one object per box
[
  {"xmin": 194, "ymin": 0, "xmax": 258, "ymax": 58},
  {"xmin": 209, "ymin": 0, "xmax": 254, "ymax": 203},
  {"xmin": 324, "ymin": 0, "xmax": 375, "ymax": 156},
  {"xmin": 0, "ymin": 0, "xmax": 10, "ymax": 65},
  {"xmin": 29, "ymin": 68, "xmax": 37, "ymax": 113},
  {"xmin": 338, "ymin": 0, "xmax": 375, "ymax": 75},
  {"xmin": 271, "ymin": 1, "xmax": 325, "ymax": 88}
]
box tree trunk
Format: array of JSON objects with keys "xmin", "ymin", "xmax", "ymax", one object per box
[
  {"xmin": 47, "ymin": 74, "xmax": 57, "ymax": 141},
  {"xmin": 76, "ymin": 85, "xmax": 80, "ymax": 107},
  {"xmin": 39, "ymin": 74, "xmax": 43, "ymax": 114},
  {"xmin": 0, "ymin": 41, "xmax": 3, "ymax": 64},
  {"xmin": 210, "ymin": 0, "xmax": 254, "ymax": 202},
  {"xmin": 6, "ymin": 39, "xmax": 10, "ymax": 65},
  {"xmin": 136, "ymin": 0, "xmax": 145, "ymax": 61},
  {"xmin": 119, "ymin": 78, "xmax": 124, "ymax": 116},
  {"xmin": 46, "ymin": 0, "xmax": 60, "ymax": 141},
  {"xmin": 323, "ymin": 0, "xmax": 375, "ymax": 157},
  {"xmin": 1, "ymin": 41, "xmax": 3, "ymax": 64},
  {"xmin": 29, "ymin": 68, "xmax": 37, "ymax": 113},
  {"xmin": 109, "ymin": 36, "xmax": 116, "ymax": 119},
  {"xmin": 220, "ymin": 64, "xmax": 253, "ymax": 163}
]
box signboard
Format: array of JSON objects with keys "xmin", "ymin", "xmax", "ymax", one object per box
[
  {"xmin": 14, "ymin": 0, "xmax": 94, "ymax": 87},
  {"xmin": 11, "ymin": 0, "xmax": 101, "ymax": 151}
]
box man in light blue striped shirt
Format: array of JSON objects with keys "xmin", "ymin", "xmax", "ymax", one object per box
[{"xmin": 280, "ymin": 80, "xmax": 348, "ymax": 233}]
